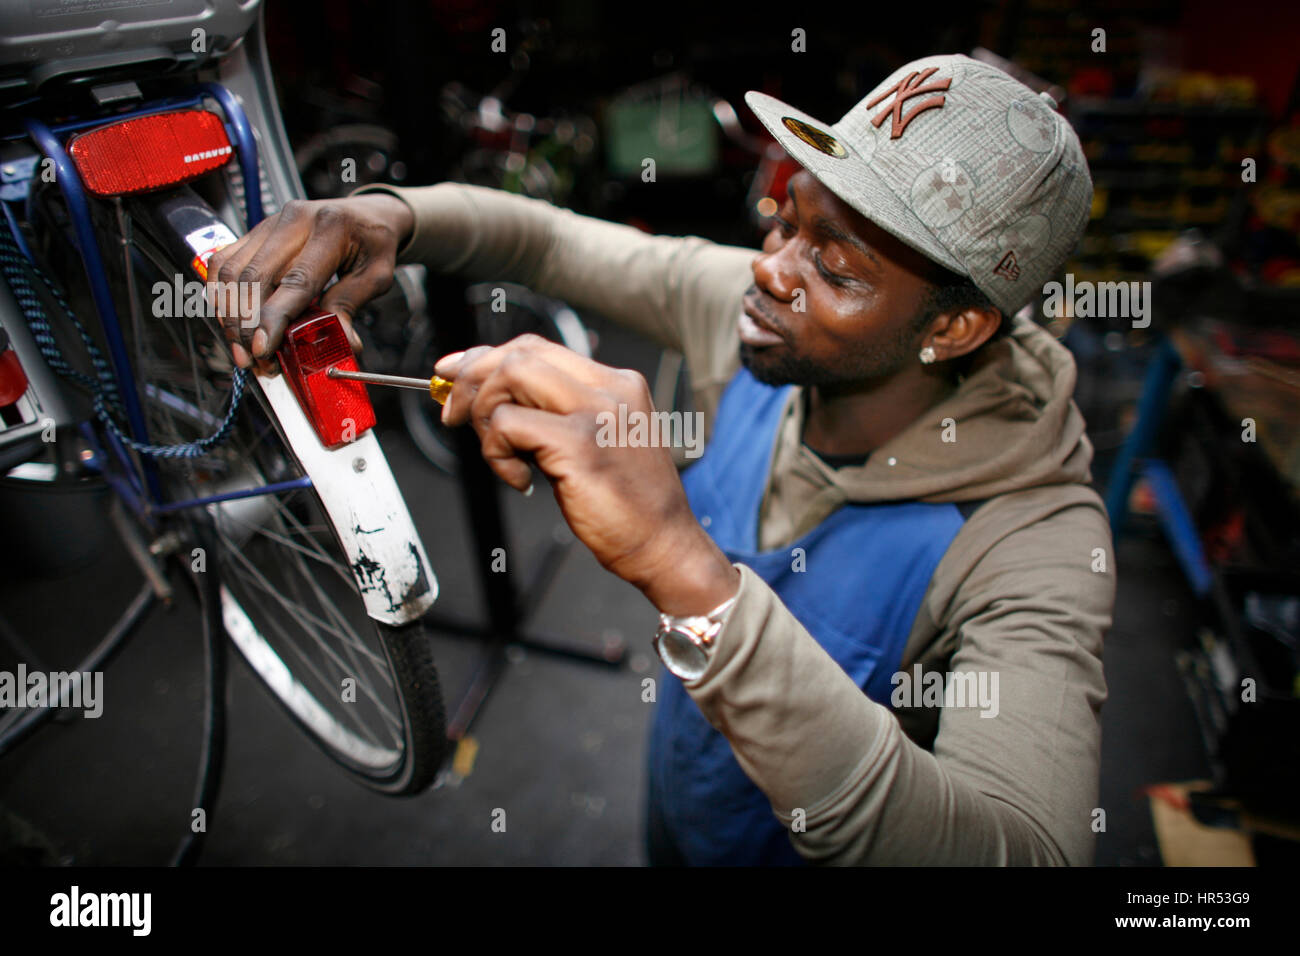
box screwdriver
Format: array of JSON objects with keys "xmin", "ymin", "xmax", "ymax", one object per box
[
  {"xmin": 327, "ymin": 365, "xmax": 536, "ymax": 496},
  {"xmin": 326, "ymin": 367, "xmax": 454, "ymax": 404}
]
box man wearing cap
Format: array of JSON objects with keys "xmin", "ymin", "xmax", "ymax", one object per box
[{"xmin": 211, "ymin": 53, "xmax": 1113, "ymax": 866}]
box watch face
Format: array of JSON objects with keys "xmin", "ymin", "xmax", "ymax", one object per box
[{"xmin": 658, "ymin": 628, "xmax": 709, "ymax": 681}]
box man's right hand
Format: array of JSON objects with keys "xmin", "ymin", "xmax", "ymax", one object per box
[{"xmin": 206, "ymin": 192, "xmax": 415, "ymax": 369}]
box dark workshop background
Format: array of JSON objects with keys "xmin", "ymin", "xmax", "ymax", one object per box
[{"xmin": 2, "ymin": 0, "xmax": 1298, "ymax": 865}]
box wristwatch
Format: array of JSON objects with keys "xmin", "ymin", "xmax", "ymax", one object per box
[{"xmin": 653, "ymin": 593, "xmax": 739, "ymax": 681}]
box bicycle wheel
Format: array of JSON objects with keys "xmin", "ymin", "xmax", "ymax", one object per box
[
  {"xmin": 294, "ymin": 124, "xmax": 405, "ymax": 201},
  {"xmin": 111, "ymin": 209, "xmax": 447, "ymax": 795},
  {"xmin": 400, "ymin": 281, "xmax": 591, "ymax": 474}
]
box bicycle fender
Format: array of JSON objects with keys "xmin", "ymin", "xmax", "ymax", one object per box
[{"xmin": 255, "ymin": 370, "xmax": 438, "ymax": 626}]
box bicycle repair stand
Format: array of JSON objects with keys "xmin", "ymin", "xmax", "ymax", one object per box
[{"xmin": 418, "ymin": 274, "xmax": 626, "ymax": 750}]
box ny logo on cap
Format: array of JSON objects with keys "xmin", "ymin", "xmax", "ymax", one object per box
[
  {"xmin": 994, "ymin": 250, "xmax": 1021, "ymax": 281},
  {"xmin": 866, "ymin": 66, "xmax": 952, "ymax": 139}
]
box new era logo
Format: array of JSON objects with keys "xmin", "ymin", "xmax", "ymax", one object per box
[
  {"xmin": 994, "ymin": 251, "xmax": 1021, "ymax": 281},
  {"xmin": 866, "ymin": 67, "xmax": 952, "ymax": 139}
]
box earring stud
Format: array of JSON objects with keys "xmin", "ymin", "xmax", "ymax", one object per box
[{"xmin": 919, "ymin": 346, "xmax": 937, "ymax": 364}]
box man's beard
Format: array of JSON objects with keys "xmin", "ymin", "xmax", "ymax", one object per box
[{"xmin": 738, "ymin": 321, "xmax": 916, "ymax": 390}]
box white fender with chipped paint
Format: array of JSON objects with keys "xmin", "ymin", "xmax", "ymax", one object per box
[{"xmin": 252, "ymin": 370, "xmax": 438, "ymax": 626}]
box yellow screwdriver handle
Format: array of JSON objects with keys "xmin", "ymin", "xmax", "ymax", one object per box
[{"xmin": 428, "ymin": 375, "xmax": 453, "ymax": 405}]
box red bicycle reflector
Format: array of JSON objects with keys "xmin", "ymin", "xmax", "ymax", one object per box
[
  {"xmin": 68, "ymin": 110, "xmax": 233, "ymax": 197},
  {"xmin": 278, "ymin": 310, "xmax": 375, "ymax": 449},
  {"xmin": 0, "ymin": 345, "xmax": 28, "ymax": 407}
]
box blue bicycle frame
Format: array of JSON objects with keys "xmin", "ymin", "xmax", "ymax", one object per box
[{"xmin": 10, "ymin": 82, "xmax": 313, "ymax": 522}]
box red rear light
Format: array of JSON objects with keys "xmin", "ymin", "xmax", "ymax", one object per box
[
  {"xmin": 278, "ymin": 310, "xmax": 376, "ymax": 449},
  {"xmin": 0, "ymin": 330, "xmax": 28, "ymax": 407},
  {"xmin": 68, "ymin": 110, "xmax": 233, "ymax": 197}
]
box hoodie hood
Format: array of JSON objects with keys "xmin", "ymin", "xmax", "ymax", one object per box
[{"xmin": 820, "ymin": 314, "xmax": 1094, "ymax": 504}]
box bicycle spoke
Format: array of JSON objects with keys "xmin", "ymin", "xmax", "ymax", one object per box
[
  {"xmin": 227, "ymin": 560, "xmax": 394, "ymax": 748},
  {"xmin": 273, "ymin": 516, "xmax": 393, "ymax": 685},
  {"xmin": 271, "ymin": 494, "xmax": 359, "ymax": 589},
  {"xmin": 222, "ymin": 551, "xmax": 399, "ymax": 747},
  {"xmin": 219, "ymin": 505, "xmax": 341, "ymax": 573},
  {"xmin": 283, "ymin": 528, "xmax": 397, "ymax": 695},
  {"xmin": 222, "ymin": 537, "xmax": 368, "ymax": 664},
  {"xmin": 275, "ymin": 546, "xmax": 393, "ymax": 739},
  {"xmin": 220, "ymin": 533, "xmax": 400, "ymax": 737}
]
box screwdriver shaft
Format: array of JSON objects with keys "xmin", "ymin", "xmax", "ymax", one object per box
[{"xmin": 326, "ymin": 367, "xmax": 454, "ymax": 404}]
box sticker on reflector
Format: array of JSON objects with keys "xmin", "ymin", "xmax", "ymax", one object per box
[{"xmin": 68, "ymin": 110, "xmax": 234, "ymax": 197}]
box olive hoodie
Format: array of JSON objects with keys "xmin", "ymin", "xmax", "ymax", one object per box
[{"xmin": 355, "ymin": 181, "xmax": 1115, "ymax": 865}]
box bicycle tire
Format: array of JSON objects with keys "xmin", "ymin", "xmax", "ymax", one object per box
[
  {"xmin": 219, "ymin": 584, "xmax": 446, "ymax": 794},
  {"xmin": 294, "ymin": 123, "xmax": 404, "ymax": 201}
]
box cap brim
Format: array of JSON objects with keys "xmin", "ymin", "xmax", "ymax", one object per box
[{"xmin": 743, "ymin": 91, "xmax": 965, "ymax": 276}]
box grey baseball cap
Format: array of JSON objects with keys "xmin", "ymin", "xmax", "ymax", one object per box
[{"xmin": 744, "ymin": 53, "xmax": 1093, "ymax": 316}]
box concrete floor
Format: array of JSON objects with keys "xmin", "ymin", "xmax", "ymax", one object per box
[{"xmin": 0, "ymin": 317, "xmax": 1211, "ymax": 865}]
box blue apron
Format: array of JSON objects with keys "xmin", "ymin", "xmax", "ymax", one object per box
[{"xmin": 647, "ymin": 367, "xmax": 966, "ymax": 865}]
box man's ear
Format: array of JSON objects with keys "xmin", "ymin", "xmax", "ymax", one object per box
[{"xmin": 923, "ymin": 305, "xmax": 1003, "ymax": 362}]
